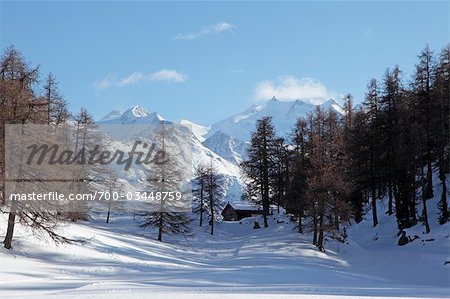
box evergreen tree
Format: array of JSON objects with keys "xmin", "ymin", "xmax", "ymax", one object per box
[
  {"xmin": 204, "ymin": 163, "xmax": 224, "ymax": 235},
  {"xmin": 241, "ymin": 116, "xmax": 277, "ymax": 228},
  {"xmin": 411, "ymin": 45, "xmax": 437, "ymax": 200},
  {"xmin": 380, "ymin": 67, "xmax": 402, "ymax": 221},
  {"xmin": 193, "ymin": 164, "xmax": 208, "ymax": 227},
  {"xmin": 394, "ymin": 94, "xmax": 419, "ymax": 229},
  {"xmin": 104, "ymin": 168, "xmax": 123, "ymax": 224},
  {"xmin": 347, "ymin": 109, "xmax": 373, "ymax": 224},
  {"xmin": 433, "ymin": 45, "xmax": 450, "ymax": 224},
  {"xmin": 305, "ymin": 107, "xmax": 349, "ymax": 251},
  {"xmin": 347, "ymin": 79, "xmax": 383, "ymax": 226},
  {"xmin": 43, "ymin": 73, "xmax": 69, "ymax": 126},
  {"xmin": 286, "ymin": 118, "xmax": 309, "ymax": 233},
  {"xmin": 138, "ymin": 124, "xmax": 191, "ymax": 241},
  {"xmin": 272, "ymin": 137, "xmax": 289, "ymax": 214}
]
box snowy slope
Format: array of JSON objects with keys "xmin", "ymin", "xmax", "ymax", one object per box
[
  {"xmin": 202, "ymin": 131, "xmax": 248, "ymax": 165},
  {"xmin": 0, "ymin": 185, "xmax": 448, "ymax": 298},
  {"xmin": 179, "ymin": 119, "xmax": 210, "ymax": 142},
  {"xmin": 100, "ymin": 110, "xmax": 123, "ymax": 122},
  {"xmin": 341, "ymin": 174, "xmax": 450, "ymax": 286},
  {"xmin": 320, "ymin": 98, "xmax": 345, "ymax": 115}
]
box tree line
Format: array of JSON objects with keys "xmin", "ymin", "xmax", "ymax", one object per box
[
  {"xmin": 240, "ymin": 45, "xmax": 449, "ymax": 251},
  {"xmin": 0, "ymin": 46, "xmax": 96, "ymax": 249}
]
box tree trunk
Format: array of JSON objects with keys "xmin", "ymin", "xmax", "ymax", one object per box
[
  {"xmin": 210, "ymin": 205, "xmax": 214, "ymax": 236},
  {"xmin": 440, "ymin": 178, "xmax": 448, "ymax": 224},
  {"xmin": 106, "ymin": 200, "xmax": 111, "ymax": 223},
  {"xmin": 209, "ymin": 190, "xmax": 214, "ymax": 236},
  {"xmin": 317, "ymin": 213, "xmax": 325, "ymax": 252},
  {"xmin": 409, "ymin": 171, "xmax": 417, "ymax": 226},
  {"xmin": 312, "ymin": 212, "xmax": 318, "ymax": 245},
  {"xmin": 262, "ymin": 213, "xmax": 268, "ymax": 228},
  {"xmin": 4, "ymin": 201, "xmax": 17, "ymax": 249},
  {"xmin": 262, "ymin": 183, "xmax": 269, "ymax": 228},
  {"xmin": 438, "ymin": 100, "xmax": 448, "ymax": 224},
  {"xmin": 439, "ymin": 158, "xmax": 448, "ymax": 224},
  {"xmin": 199, "ymin": 185, "xmax": 204, "ymax": 227},
  {"xmin": 297, "ymin": 211, "xmax": 303, "ymax": 234},
  {"xmin": 157, "ymin": 212, "xmax": 163, "ymax": 241},
  {"xmin": 387, "ymin": 181, "xmax": 393, "ymax": 215},
  {"xmin": 372, "ymin": 187, "xmax": 378, "ymax": 227},
  {"xmin": 277, "ymin": 194, "xmax": 280, "ymax": 215},
  {"xmin": 74, "ymin": 123, "xmax": 80, "ymax": 152},
  {"xmin": 370, "ymin": 153, "xmax": 378, "ymax": 226},
  {"xmin": 386, "ymin": 145, "xmax": 394, "ymax": 215},
  {"xmin": 422, "ymin": 188, "xmax": 430, "ymax": 233},
  {"xmin": 263, "ymin": 181, "xmax": 269, "ymax": 228},
  {"xmin": 425, "ymin": 155, "xmax": 434, "ymax": 199},
  {"xmin": 334, "ymin": 212, "xmax": 339, "ymax": 231}
]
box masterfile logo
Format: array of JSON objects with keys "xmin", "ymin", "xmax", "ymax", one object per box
[{"xmin": 4, "ymin": 123, "xmax": 193, "ymax": 213}]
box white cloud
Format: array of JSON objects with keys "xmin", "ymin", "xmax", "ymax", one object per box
[
  {"xmin": 149, "ymin": 69, "xmax": 187, "ymax": 82},
  {"xmin": 94, "ymin": 74, "xmax": 116, "ymax": 90},
  {"xmin": 174, "ymin": 22, "xmax": 236, "ymax": 41},
  {"xmin": 119, "ymin": 72, "xmax": 145, "ymax": 86},
  {"xmin": 253, "ymin": 76, "xmax": 339, "ymax": 105},
  {"xmin": 94, "ymin": 69, "xmax": 187, "ymax": 89}
]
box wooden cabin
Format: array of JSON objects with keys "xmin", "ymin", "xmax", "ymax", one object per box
[{"xmin": 221, "ymin": 202, "xmax": 262, "ymax": 221}]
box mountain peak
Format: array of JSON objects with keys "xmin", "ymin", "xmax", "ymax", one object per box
[
  {"xmin": 125, "ymin": 105, "xmax": 149, "ymax": 118},
  {"xmin": 100, "ymin": 110, "xmax": 123, "ymax": 122},
  {"xmin": 293, "ymin": 99, "xmax": 311, "ymax": 106},
  {"xmin": 320, "ymin": 98, "xmax": 344, "ymax": 114},
  {"xmin": 98, "ymin": 105, "xmax": 166, "ymax": 124},
  {"xmin": 321, "ymin": 98, "xmax": 339, "ymax": 105}
]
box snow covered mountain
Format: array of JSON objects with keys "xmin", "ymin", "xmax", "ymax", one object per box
[
  {"xmin": 99, "ymin": 105, "xmax": 165, "ymax": 125},
  {"xmin": 201, "ymin": 98, "xmax": 343, "ymax": 164},
  {"xmin": 97, "ymin": 106, "xmax": 243, "ymax": 206},
  {"xmin": 99, "ymin": 99, "xmax": 344, "ymax": 167},
  {"xmin": 206, "ymin": 97, "xmax": 343, "ymax": 142}
]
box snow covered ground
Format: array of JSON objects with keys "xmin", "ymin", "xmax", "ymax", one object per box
[
  {"xmin": 1, "ymin": 190, "xmax": 449, "ymax": 299},
  {"xmin": 0, "ymin": 172, "xmax": 449, "ymax": 299}
]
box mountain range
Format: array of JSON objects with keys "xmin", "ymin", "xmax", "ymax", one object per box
[
  {"xmin": 99, "ymin": 98, "xmax": 343, "ymax": 164},
  {"xmin": 98, "ymin": 98, "xmax": 344, "ymax": 204}
]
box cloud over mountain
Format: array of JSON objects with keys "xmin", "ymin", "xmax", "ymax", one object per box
[{"xmin": 253, "ymin": 76, "xmax": 340, "ymax": 105}]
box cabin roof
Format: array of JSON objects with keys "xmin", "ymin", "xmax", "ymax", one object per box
[{"xmin": 221, "ymin": 202, "xmax": 261, "ymax": 213}]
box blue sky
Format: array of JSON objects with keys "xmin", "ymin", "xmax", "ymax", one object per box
[{"xmin": 1, "ymin": 1, "xmax": 448, "ymax": 125}]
